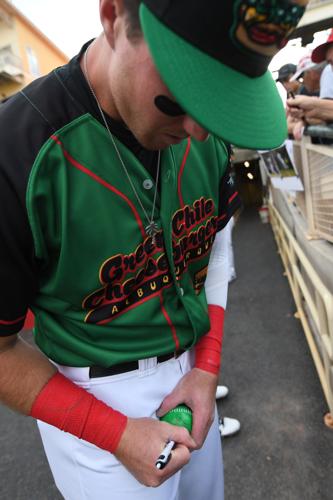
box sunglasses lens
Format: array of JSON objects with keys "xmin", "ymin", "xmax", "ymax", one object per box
[{"xmin": 154, "ymin": 95, "xmax": 185, "ymax": 117}]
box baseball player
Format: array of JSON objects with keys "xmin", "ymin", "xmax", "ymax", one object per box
[{"xmin": 0, "ymin": 1, "xmax": 307, "ymax": 499}]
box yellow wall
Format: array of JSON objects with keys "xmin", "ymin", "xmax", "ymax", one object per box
[
  {"xmin": 0, "ymin": 15, "xmax": 19, "ymax": 55},
  {"xmin": 0, "ymin": 0, "xmax": 68, "ymax": 97},
  {"xmin": 15, "ymin": 16, "xmax": 68, "ymax": 80}
]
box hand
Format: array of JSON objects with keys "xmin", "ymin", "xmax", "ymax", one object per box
[
  {"xmin": 292, "ymin": 120, "xmax": 305, "ymax": 141},
  {"xmin": 287, "ymin": 95, "xmax": 320, "ymax": 112},
  {"xmin": 156, "ymin": 368, "xmax": 218, "ymax": 449},
  {"xmin": 303, "ymin": 109, "xmax": 327, "ymax": 125},
  {"xmin": 286, "ymin": 105, "xmax": 304, "ymax": 121},
  {"xmin": 286, "ymin": 95, "xmax": 320, "ymax": 122},
  {"xmin": 286, "ymin": 95, "xmax": 333, "ymax": 123},
  {"xmin": 114, "ymin": 417, "xmax": 196, "ymax": 487},
  {"xmin": 287, "ymin": 115, "xmax": 303, "ymax": 135}
]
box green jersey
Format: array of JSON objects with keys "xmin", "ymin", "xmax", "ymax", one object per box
[{"xmin": 0, "ymin": 43, "xmax": 241, "ymax": 366}]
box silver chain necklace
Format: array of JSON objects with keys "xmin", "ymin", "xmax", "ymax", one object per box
[{"xmin": 83, "ymin": 46, "xmax": 160, "ymax": 242}]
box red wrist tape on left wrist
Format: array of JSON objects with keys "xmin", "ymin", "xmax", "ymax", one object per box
[
  {"xmin": 30, "ymin": 372, "xmax": 127, "ymax": 453},
  {"xmin": 195, "ymin": 304, "xmax": 225, "ymax": 375}
]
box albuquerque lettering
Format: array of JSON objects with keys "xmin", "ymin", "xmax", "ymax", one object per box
[{"xmin": 83, "ymin": 197, "xmax": 218, "ymax": 324}]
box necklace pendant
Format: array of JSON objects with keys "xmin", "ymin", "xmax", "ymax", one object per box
[{"xmin": 145, "ymin": 221, "xmax": 159, "ymax": 243}]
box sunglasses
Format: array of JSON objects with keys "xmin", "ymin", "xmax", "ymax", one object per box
[{"xmin": 154, "ymin": 95, "xmax": 185, "ymax": 117}]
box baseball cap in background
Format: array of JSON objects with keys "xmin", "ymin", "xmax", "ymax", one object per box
[
  {"xmin": 139, "ymin": 0, "xmax": 309, "ymax": 150},
  {"xmin": 290, "ymin": 54, "xmax": 323, "ymax": 81},
  {"xmin": 276, "ymin": 63, "xmax": 297, "ymax": 82},
  {"xmin": 312, "ymin": 29, "xmax": 333, "ymax": 63}
]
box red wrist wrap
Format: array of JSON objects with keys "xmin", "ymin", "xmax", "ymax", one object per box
[
  {"xmin": 195, "ymin": 304, "xmax": 224, "ymax": 375},
  {"xmin": 30, "ymin": 372, "xmax": 127, "ymax": 453}
]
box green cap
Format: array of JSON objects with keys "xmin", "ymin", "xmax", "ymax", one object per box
[{"xmin": 140, "ymin": 0, "xmax": 308, "ymax": 149}]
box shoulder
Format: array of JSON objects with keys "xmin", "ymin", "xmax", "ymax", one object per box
[
  {"xmin": 0, "ymin": 66, "xmax": 84, "ymax": 151},
  {"xmin": 0, "ymin": 66, "xmax": 85, "ymax": 196}
]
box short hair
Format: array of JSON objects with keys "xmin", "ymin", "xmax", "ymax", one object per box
[{"xmin": 123, "ymin": 0, "xmax": 142, "ymax": 40}]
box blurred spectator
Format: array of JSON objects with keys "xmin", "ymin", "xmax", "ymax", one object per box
[
  {"xmin": 289, "ymin": 54, "xmax": 324, "ymax": 97},
  {"xmin": 276, "ymin": 63, "xmax": 300, "ymax": 94},
  {"xmin": 312, "ymin": 28, "xmax": 333, "ymax": 66},
  {"xmin": 314, "ymin": 29, "xmax": 333, "ymax": 99},
  {"xmin": 320, "ymin": 64, "xmax": 333, "ymax": 99},
  {"xmin": 287, "ymin": 29, "xmax": 333, "ymax": 139}
]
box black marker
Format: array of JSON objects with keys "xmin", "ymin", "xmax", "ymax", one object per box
[{"xmin": 155, "ymin": 440, "xmax": 175, "ymax": 470}]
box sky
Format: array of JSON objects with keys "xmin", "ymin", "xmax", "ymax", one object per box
[
  {"xmin": 12, "ymin": 0, "xmax": 102, "ymax": 57},
  {"xmin": 11, "ymin": 0, "xmax": 330, "ymax": 78}
]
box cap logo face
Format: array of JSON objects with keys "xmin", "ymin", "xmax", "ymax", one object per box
[{"xmin": 233, "ymin": 0, "xmax": 309, "ymax": 57}]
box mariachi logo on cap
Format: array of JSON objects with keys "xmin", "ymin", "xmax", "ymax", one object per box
[{"xmin": 233, "ymin": 0, "xmax": 308, "ymax": 57}]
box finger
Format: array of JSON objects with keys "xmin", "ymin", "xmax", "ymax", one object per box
[
  {"xmin": 156, "ymin": 393, "xmax": 183, "ymax": 417},
  {"xmin": 287, "ymin": 98, "xmax": 300, "ymax": 107},
  {"xmin": 290, "ymin": 109, "xmax": 304, "ymax": 119},
  {"xmin": 169, "ymin": 424, "xmax": 196, "ymax": 449},
  {"xmin": 306, "ymin": 117, "xmax": 324, "ymax": 125},
  {"xmin": 293, "ymin": 123, "xmax": 305, "ymax": 141},
  {"xmin": 303, "ymin": 109, "xmax": 323, "ymax": 125},
  {"xmin": 190, "ymin": 411, "xmax": 212, "ymax": 449},
  {"xmin": 163, "ymin": 444, "xmax": 191, "ymax": 474}
]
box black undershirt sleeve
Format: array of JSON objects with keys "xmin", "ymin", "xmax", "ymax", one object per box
[
  {"xmin": 0, "ymin": 66, "xmax": 83, "ymax": 336},
  {"xmin": 0, "ymin": 96, "xmax": 40, "ymax": 336}
]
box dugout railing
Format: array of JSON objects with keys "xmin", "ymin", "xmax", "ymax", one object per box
[
  {"xmin": 269, "ymin": 202, "xmax": 333, "ymax": 423},
  {"xmin": 268, "ymin": 126, "xmax": 333, "ymax": 425}
]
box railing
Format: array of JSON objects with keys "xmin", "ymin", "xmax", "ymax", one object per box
[
  {"xmin": 269, "ymin": 203, "xmax": 333, "ymax": 419},
  {"xmin": 0, "ymin": 46, "xmax": 23, "ymax": 82},
  {"xmin": 0, "ymin": 46, "xmax": 22, "ymax": 70},
  {"xmin": 292, "ymin": 128, "xmax": 333, "ymax": 243},
  {"xmin": 307, "ymin": 0, "xmax": 333, "ymax": 9}
]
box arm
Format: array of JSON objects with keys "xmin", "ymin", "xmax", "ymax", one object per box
[
  {"xmin": 304, "ymin": 99, "xmax": 333, "ymax": 123},
  {"xmin": 0, "ymin": 334, "xmax": 56, "ymax": 414},
  {"xmin": 0, "ymin": 334, "xmax": 126, "ymax": 453},
  {"xmin": 157, "ymin": 226, "xmax": 229, "ymax": 448},
  {"xmin": 287, "ymin": 95, "xmax": 333, "ymax": 124}
]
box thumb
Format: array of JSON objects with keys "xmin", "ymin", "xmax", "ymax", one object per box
[
  {"xmin": 156, "ymin": 393, "xmax": 183, "ymax": 418},
  {"xmin": 170, "ymin": 425, "xmax": 196, "ymax": 449}
]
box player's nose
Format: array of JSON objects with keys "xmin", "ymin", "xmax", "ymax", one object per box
[{"xmin": 182, "ymin": 116, "xmax": 210, "ymax": 142}]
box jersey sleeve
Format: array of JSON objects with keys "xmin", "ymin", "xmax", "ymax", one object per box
[
  {"xmin": 0, "ymin": 167, "xmax": 38, "ymax": 336},
  {"xmin": 0, "ymin": 98, "xmax": 39, "ymax": 336}
]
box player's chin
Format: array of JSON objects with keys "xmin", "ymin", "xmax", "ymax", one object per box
[
  {"xmin": 142, "ymin": 135, "xmax": 185, "ymax": 150},
  {"xmin": 154, "ymin": 133, "xmax": 188, "ymax": 149},
  {"xmin": 165, "ymin": 133, "xmax": 188, "ymax": 145},
  {"xmin": 137, "ymin": 131, "xmax": 188, "ymax": 150}
]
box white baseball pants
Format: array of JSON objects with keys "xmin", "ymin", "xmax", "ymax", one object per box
[{"xmin": 37, "ymin": 351, "xmax": 224, "ymax": 500}]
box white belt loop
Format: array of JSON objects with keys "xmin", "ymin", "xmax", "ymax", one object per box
[
  {"xmin": 138, "ymin": 356, "xmax": 158, "ymax": 371},
  {"xmin": 138, "ymin": 356, "xmax": 158, "ymax": 377},
  {"xmin": 53, "ymin": 362, "xmax": 90, "ymax": 383}
]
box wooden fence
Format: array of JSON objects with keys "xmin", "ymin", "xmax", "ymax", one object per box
[{"xmin": 269, "ymin": 203, "xmax": 333, "ymax": 422}]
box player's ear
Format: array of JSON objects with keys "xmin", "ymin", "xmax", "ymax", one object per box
[{"xmin": 99, "ymin": 0, "xmax": 125, "ymax": 49}]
